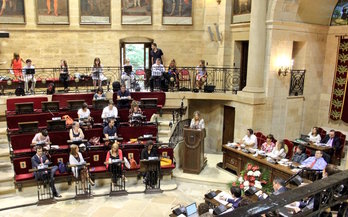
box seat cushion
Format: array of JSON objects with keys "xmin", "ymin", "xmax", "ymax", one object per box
[
  {"xmin": 90, "ymin": 166, "xmax": 107, "ymax": 173},
  {"xmin": 15, "ymin": 173, "xmax": 34, "ymax": 182},
  {"xmin": 13, "ymin": 148, "xmax": 33, "ymax": 155},
  {"xmin": 161, "ymin": 164, "xmax": 176, "ymax": 170}
]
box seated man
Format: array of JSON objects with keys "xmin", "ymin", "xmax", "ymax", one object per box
[
  {"xmin": 220, "ymin": 186, "xmax": 242, "ymax": 209},
  {"xmin": 257, "ymin": 178, "xmax": 287, "ymax": 200},
  {"xmin": 117, "ymin": 84, "xmax": 131, "ymax": 108},
  {"xmin": 31, "ymin": 146, "xmax": 61, "ymax": 198},
  {"xmin": 301, "ymin": 150, "xmax": 327, "ymax": 170},
  {"xmin": 32, "ymin": 129, "xmax": 50, "ymax": 151},
  {"xmin": 291, "ymin": 145, "xmax": 307, "ymax": 164},
  {"xmin": 101, "ymin": 101, "xmax": 118, "ymax": 126},
  {"xmin": 103, "ymin": 119, "xmax": 117, "ymax": 140},
  {"xmin": 150, "ymin": 58, "xmax": 165, "ymax": 92},
  {"xmin": 321, "ymin": 130, "xmax": 341, "ymax": 149},
  {"xmin": 240, "ymin": 129, "xmax": 257, "ymax": 149}
]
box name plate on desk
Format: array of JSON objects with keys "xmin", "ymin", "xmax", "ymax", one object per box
[
  {"xmin": 144, "ymin": 134, "xmax": 153, "ymax": 138},
  {"xmin": 109, "ymin": 136, "xmax": 116, "ymax": 140},
  {"xmin": 148, "ymin": 157, "xmax": 159, "ymax": 161},
  {"xmin": 52, "ymin": 117, "xmax": 61, "ymax": 121}
]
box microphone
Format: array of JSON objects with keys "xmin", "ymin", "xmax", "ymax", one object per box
[{"xmin": 47, "ymin": 109, "xmax": 54, "ymax": 117}]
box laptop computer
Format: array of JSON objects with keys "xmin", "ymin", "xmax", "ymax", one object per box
[
  {"xmin": 25, "ymin": 68, "xmax": 35, "ymax": 75},
  {"xmin": 300, "ymin": 134, "xmax": 309, "ymax": 142},
  {"xmin": 186, "ymin": 203, "xmax": 199, "ymax": 217}
]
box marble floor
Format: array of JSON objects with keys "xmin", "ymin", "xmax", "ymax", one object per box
[{"xmin": 0, "ymin": 154, "xmax": 236, "ymax": 217}]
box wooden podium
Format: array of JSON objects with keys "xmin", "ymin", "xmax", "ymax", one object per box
[{"xmin": 183, "ymin": 128, "xmax": 207, "ymax": 174}]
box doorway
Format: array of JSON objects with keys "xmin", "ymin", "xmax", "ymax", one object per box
[
  {"xmin": 120, "ymin": 42, "xmax": 152, "ymax": 70},
  {"xmin": 240, "ymin": 41, "xmax": 248, "ymax": 90},
  {"xmin": 223, "ymin": 106, "xmax": 235, "ymax": 146}
]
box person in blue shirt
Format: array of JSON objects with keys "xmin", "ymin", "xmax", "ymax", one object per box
[{"xmin": 301, "ymin": 150, "xmax": 327, "ymax": 170}]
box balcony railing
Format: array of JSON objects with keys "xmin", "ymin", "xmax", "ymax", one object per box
[{"xmin": 0, "ymin": 66, "xmax": 240, "ymax": 94}]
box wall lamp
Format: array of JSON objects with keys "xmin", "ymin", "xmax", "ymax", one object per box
[{"xmin": 277, "ymin": 57, "xmax": 293, "ymax": 76}]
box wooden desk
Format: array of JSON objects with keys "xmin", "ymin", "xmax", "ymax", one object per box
[
  {"xmin": 222, "ymin": 145, "xmax": 295, "ymax": 181},
  {"xmin": 292, "ymin": 139, "xmax": 332, "ymax": 152}
]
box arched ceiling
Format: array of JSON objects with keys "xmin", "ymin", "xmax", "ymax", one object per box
[{"xmin": 270, "ymin": 0, "xmax": 338, "ymax": 26}]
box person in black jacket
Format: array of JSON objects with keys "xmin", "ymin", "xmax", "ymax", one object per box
[
  {"xmin": 31, "ymin": 146, "xmax": 61, "ymax": 197},
  {"xmin": 320, "ymin": 130, "xmax": 341, "ymax": 151},
  {"xmin": 141, "ymin": 140, "xmax": 158, "ymax": 160}
]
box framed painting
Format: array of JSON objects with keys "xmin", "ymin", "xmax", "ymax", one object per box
[
  {"xmin": 121, "ymin": 0, "xmax": 152, "ymax": 25},
  {"xmin": 36, "ymin": 0, "xmax": 69, "ymax": 24},
  {"xmin": 233, "ymin": 0, "xmax": 251, "ymax": 16},
  {"xmin": 80, "ymin": 0, "xmax": 111, "ymax": 24},
  {"xmin": 331, "ymin": 0, "xmax": 348, "ymax": 26},
  {"xmin": 162, "ymin": 0, "xmax": 192, "ymax": 25},
  {"xmin": 0, "ymin": 0, "xmax": 25, "ymax": 24}
]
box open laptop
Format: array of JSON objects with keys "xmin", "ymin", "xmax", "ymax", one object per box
[{"xmin": 185, "ymin": 203, "xmax": 199, "ymax": 217}]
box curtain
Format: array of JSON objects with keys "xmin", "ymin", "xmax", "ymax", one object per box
[{"xmin": 329, "ymin": 37, "xmax": 348, "ymax": 123}]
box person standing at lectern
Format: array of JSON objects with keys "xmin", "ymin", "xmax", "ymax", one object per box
[
  {"xmin": 190, "ymin": 111, "xmax": 205, "ymax": 129},
  {"xmin": 140, "ymin": 141, "xmax": 158, "ymax": 185}
]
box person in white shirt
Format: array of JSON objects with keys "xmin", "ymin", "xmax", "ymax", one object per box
[
  {"xmin": 269, "ymin": 140, "xmax": 287, "ymax": 159},
  {"xmin": 308, "ymin": 127, "xmax": 321, "ymax": 144},
  {"xmin": 240, "ymin": 129, "xmax": 257, "ymax": 149},
  {"xmin": 190, "ymin": 111, "xmax": 205, "ymax": 129},
  {"xmin": 77, "ymin": 103, "xmax": 91, "ymax": 120},
  {"xmin": 102, "ymin": 101, "xmax": 118, "ymax": 125},
  {"xmin": 22, "ymin": 59, "xmax": 36, "ymax": 94}
]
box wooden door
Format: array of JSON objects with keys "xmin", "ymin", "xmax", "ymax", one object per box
[{"xmin": 223, "ymin": 106, "xmax": 235, "ymax": 146}]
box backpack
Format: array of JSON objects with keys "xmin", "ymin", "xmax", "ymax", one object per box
[
  {"xmin": 62, "ymin": 115, "xmax": 74, "ymax": 125},
  {"xmin": 112, "ymin": 81, "xmax": 121, "ymax": 92},
  {"xmin": 58, "ymin": 160, "xmax": 67, "ymax": 174},
  {"xmin": 130, "ymin": 158, "xmax": 137, "ymax": 169},
  {"xmin": 15, "ymin": 86, "xmax": 25, "ymax": 96}
]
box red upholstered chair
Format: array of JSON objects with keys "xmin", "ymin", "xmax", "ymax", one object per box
[
  {"xmin": 49, "ymin": 131, "xmax": 70, "ymax": 150},
  {"xmin": 118, "ymin": 125, "xmax": 157, "ymax": 142},
  {"xmin": 13, "ymin": 157, "xmax": 34, "ymax": 183},
  {"xmin": 122, "ymin": 149, "xmax": 140, "ymax": 170},
  {"xmin": 283, "ymin": 139, "xmax": 294, "ymax": 159},
  {"xmin": 6, "ymin": 97, "xmax": 48, "ymax": 114},
  {"xmin": 11, "ymin": 133, "xmax": 36, "ymax": 155},
  {"xmin": 50, "ymin": 153, "xmax": 70, "ymax": 177},
  {"xmin": 52, "ymin": 93, "xmax": 94, "ymax": 109},
  {"xmin": 255, "ymin": 132, "xmax": 265, "ymax": 149},
  {"xmin": 6, "ymin": 113, "xmax": 51, "ymax": 131},
  {"xmin": 158, "ymin": 147, "xmax": 176, "ymax": 170},
  {"xmin": 88, "ymin": 150, "xmax": 107, "ymax": 173},
  {"xmin": 178, "ymin": 69, "xmax": 191, "ymax": 91},
  {"xmin": 84, "ymin": 127, "xmax": 104, "ymax": 146},
  {"xmin": 305, "ymin": 148, "xmax": 312, "ymax": 157},
  {"xmin": 318, "ymin": 128, "xmax": 327, "ymax": 140}
]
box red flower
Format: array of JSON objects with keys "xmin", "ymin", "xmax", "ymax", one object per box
[
  {"xmin": 261, "ymin": 180, "xmax": 267, "ymax": 184},
  {"xmin": 232, "ymin": 182, "xmax": 236, "ymax": 187},
  {"xmin": 250, "ymin": 182, "xmax": 255, "ymax": 187},
  {"xmin": 249, "ymin": 176, "xmax": 256, "ymax": 182},
  {"xmin": 240, "ymin": 184, "xmax": 244, "ymax": 189},
  {"xmin": 244, "ymin": 174, "xmax": 248, "ymax": 180},
  {"xmin": 252, "ymin": 166, "xmax": 259, "ymax": 171},
  {"xmin": 247, "ymin": 164, "xmax": 253, "ymax": 170}
]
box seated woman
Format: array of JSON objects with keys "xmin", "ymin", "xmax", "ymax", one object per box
[
  {"xmin": 129, "ymin": 101, "xmax": 144, "ymax": 126},
  {"xmin": 32, "ymin": 129, "xmax": 51, "ymax": 151},
  {"xmin": 69, "ymin": 122, "xmax": 85, "ymax": 149},
  {"xmin": 105, "ymin": 142, "xmax": 124, "ymax": 184},
  {"xmin": 220, "ymin": 186, "xmax": 242, "ymax": 209},
  {"xmin": 308, "ymin": 127, "xmax": 321, "ymax": 144},
  {"xmin": 190, "ymin": 111, "xmax": 205, "ymax": 130},
  {"xmin": 268, "ymin": 140, "xmax": 287, "ymax": 159},
  {"xmin": 261, "ymin": 134, "xmax": 275, "ymax": 154},
  {"xmin": 195, "ymin": 60, "xmax": 207, "ymax": 90},
  {"xmin": 93, "ymin": 87, "xmax": 105, "ymax": 100},
  {"xmin": 292, "ymin": 145, "xmax": 307, "ymax": 164},
  {"xmin": 69, "ymin": 144, "xmax": 94, "ymax": 188},
  {"xmin": 168, "ymin": 59, "xmax": 178, "ymax": 89},
  {"xmin": 77, "ymin": 103, "xmax": 91, "ymax": 121}
]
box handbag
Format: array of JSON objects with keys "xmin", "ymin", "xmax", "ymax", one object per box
[
  {"xmin": 62, "ymin": 115, "xmax": 73, "ymax": 125},
  {"xmin": 88, "ymin": 136, "xmax": 100, "ymax": 146},
  {"xmin": 58, "ymin": 160, "xmax": 67, "ymax": 174}
]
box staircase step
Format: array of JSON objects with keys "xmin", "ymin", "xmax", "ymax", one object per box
[
  {"xmin": 159, "ymin": 137, "xmax": 170, "ymax": 143},
  {"xmin": 0, "ymin": 162, "xmax": 12, "ymax": 169},
  {"xmin": 0, "ymin": 186, "xmax": 16, "ymax": 195},
  {"xmin": 158, "ymin": 121, "xmax": 171, "ymax": 126},
  {"xmin": 0, "ymin": 171, "xmax": 14, "ymax": 183},
  {"xmin": 0, "ymin": 148, "xmax": 9, "ymax": 158},
  {"xmin": 0, "ymin": 127, "xmax": 6, "ymax": 135}
]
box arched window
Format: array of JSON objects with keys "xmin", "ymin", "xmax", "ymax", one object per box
[{"xmin": 331, "ymin": 0, "xmax": 348, "ymax": 26}]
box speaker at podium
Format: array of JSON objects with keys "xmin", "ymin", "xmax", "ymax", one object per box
[{"xmin": 182, "ymin": 128, "xmax": 207, "ymax": 174}]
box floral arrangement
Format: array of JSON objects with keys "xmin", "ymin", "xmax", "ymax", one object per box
[{"xmin": 229, "ymin": 163, "xmax": 272, "ymax": 194}]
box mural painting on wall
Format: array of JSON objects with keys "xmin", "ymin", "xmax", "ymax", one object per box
[
  {"xmin": 121, "ymin": 0, "xmax": 152, "ymax": 25},
  {"xmin": 36, "ymin": 0, "xmax": 69, "ymax": 24},
  {"xmin": 162, "ymin": 0, "xmax": 192, "ymax": 25},
  {"xmin": 331, "ymin": 0, "xmax": 348, "ymax": 25},
  {"xmin": 233, "ymin": 0, "xmax": 251, "ymax": 16},
  {"xmin": 0, "ymin": 0, "xmax": 25, "ymax": 24},
  {"xmin": 80, "ymin": 0, "xmax": 111, "ymax": 24}
]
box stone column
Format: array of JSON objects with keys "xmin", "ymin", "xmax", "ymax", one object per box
[{"xmin": 242, "ymin": 0, "xmax": 267, "ymax": 93}]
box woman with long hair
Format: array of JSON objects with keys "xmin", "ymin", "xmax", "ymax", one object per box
[
  {"xmin": 10, "ymin": 52, "xmax": 24, "ymax": 80},
  {"xmin": 92, "ymin": 57, "xmax": 104, "ymax": 89},
  {"xmin": 59, "ymin": 59, "xmax": 69, "ymax": 92},
  {"xmin": 189, "ymin": 111, "xmax": 205, "ymax": 129},
  {"xmin": 195, "ymin": 60, "xmax": 207, "ymax": 90}
]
